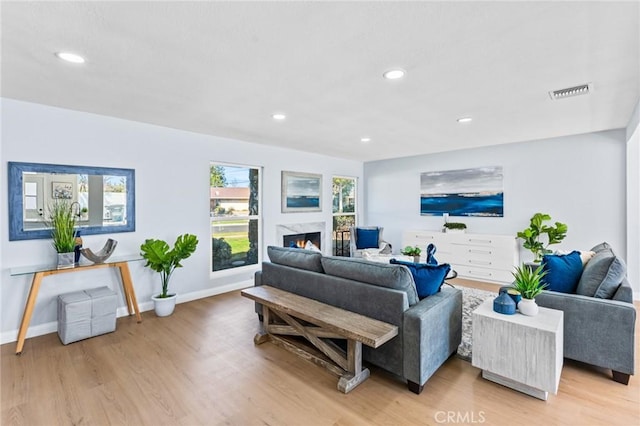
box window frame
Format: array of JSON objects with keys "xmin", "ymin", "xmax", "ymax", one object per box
[
  {"xmin": 210, "ymin": 161, "xmax": 262, "ymax": 276},
  {"xmin": 332, "ymin": 175, "xmax": 358, "ymax": 256}
]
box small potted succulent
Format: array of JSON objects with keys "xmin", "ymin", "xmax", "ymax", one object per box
[
  {"xmin": 401, "ymin": 245, "xmax": 422, "ymax": 262},
  {"xmin": 140, "ymin": 233, "xmax": 199, "ymax": 317},
  {"xmin": 443, "ymin": 222, "xmax": 467, "ymax": 233},
  {"xmin": 510, "ymin": 263, "xmax": 547, "ymax": 316}
]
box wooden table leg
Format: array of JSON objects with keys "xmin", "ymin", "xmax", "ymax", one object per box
[
  {"xmin": 117, "ymin": 262, "xmax": 142, "ymax": 322},
  {"xmin": 337, "ymin": 340, "xmax": 369, "ymax": 393},
  {"xmin": 16, "ymin": 272, "xmax": 44, "ymax": 354}
]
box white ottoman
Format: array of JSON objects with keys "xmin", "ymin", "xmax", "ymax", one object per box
[{"xmin": 57, "ymin": 286, "xmax": 117, "ymax": 345}]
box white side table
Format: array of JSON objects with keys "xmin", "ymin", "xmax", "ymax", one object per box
[{"xmin": 472, "ymin": 299, "xmax": 563, "ymax": 400}]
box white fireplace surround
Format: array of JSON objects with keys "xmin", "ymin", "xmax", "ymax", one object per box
[{"xmin": 276, "ymin": 222, "xmax": 327, "ymax": 254}]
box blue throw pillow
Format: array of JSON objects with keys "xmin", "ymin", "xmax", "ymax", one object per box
[
  {"xmin": 390, "ymin": 259, "xmax": 450, "ymax": 298},
  {"xmin": 542, "ymin": 251, "xmax": 583, "ymax": 294},
  {"xmin": 356, "ymin": 228, "xmax": 379, "ymax": 249}
]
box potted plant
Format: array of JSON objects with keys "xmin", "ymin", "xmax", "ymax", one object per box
[
  {"xmin": 401, "ymin": 245, "xmax": 422, "ymax": 262},
  {"xmin": 47, "ymin": 199, "xmax": 78, "ymax": 269},
  {"xmin": 140, "ymin": 233, "xmax": 199, "ymax": 317},
  {"xmin": 510, "ymin": 263, "xmax": 547, "ymax": 316},
  {"xmin": 443, "ymin": 222, "xmax": 467, "ymax": 233},
  {"xmin": 516, "ymin": 212, "xmax": 567, "ymax": 263}
]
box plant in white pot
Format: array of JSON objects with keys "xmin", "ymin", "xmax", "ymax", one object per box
[
  {"xmin": 510, "ymin": 263, "xmax": 547, "ymax": 316},
  {"xmin": 140, "ymin": 233, "xmax": 198, "ymax": 317},
  {"xmin": 401, "ymin": 246, "xmax": 422, "ymax": 262},
  {"xmin": 47, "ymin": 199, "xmax": 78, "ymax": 269}
]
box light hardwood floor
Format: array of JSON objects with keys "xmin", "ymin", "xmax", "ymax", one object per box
[{"xmin": 2, "ymin": 281, "xmax": 639, "ymax": 426}]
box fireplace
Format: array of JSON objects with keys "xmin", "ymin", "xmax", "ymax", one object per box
[
  {"xmin": 283, "ymin": 232, "xmax": 321, "ymax": 250},
  {"xmin": 276, "ymin": 222, "xmax": 326, "ymax": 254}
]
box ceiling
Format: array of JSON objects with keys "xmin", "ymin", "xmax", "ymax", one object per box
[{"xmin": 2, "ymin": 1, "xmax": 639, "ymax": 162}]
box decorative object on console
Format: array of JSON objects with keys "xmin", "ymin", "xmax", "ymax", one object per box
[
  {"xmin": 493, "ymin": 291, "xmax": 516, "ymax": 315},
  {"xmin": 81, "ymin": 239, "xmax": 118, "ymax": 264},
  {"xmin": 389, "ymin": 258, "xmax": 451, "ymax": 299},
  {"xmin": 511, "ymin": 263, "xmax": 548, "ymax": 316},
  {"xmin": 140, "ymin": 233, "xmax": 199, "ymax": 317},
  {"xmin": 281, "ymin": 171, "xmax": 322, "ymax": 213},
  {"xmin": 517, "ymin": 212, "xmax": 568, "ymax": 263},
  {"xmin": 401, "ymin": 245, "xmax": 422, "ymax": 262},
  {"xmin": 443, "ymin": 222, "xmax": 467, "ymax": 233},
  {"xmin": 420, "ymin": 166, "xmax": 504, "ymax": 217},
  {"xmin": 47, "ymin": 199, "xmax": 78, "ymax": 269}
]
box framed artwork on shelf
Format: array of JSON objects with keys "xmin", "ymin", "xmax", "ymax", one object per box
[
  {"xmin": 420, "ymin": 166, "xmax": 504, "ymax": 217},
  {"xmin": 281, "ymin": 171, "xmax": 322, "ymax": 213},
  {"xmin": 52, "ymin": 182, "xmax": 73, "ymax": 199}
]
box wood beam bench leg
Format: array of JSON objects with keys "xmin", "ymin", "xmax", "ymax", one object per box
[{"xmin": 337, "ymin": 340, "xmax": 369, "ymax": 393}]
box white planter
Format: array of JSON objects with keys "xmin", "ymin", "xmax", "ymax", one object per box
[
  {"xmin": 444, "ymin": 228, "xmax": 466, "ymax": 234},
  {"xmin": 152, "ymin": 294, "xmax": 177, "ymax": 317},
  {"xmin": 518, "ymin": 298, "xmax": 539, "ymax": 316}
]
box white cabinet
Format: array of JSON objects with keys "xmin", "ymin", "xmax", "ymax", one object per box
[{"xmin": 402, "ymin": 230, "xmax": 519, "ymax": 284}]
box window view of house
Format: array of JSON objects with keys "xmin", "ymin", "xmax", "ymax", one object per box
[
  {"xmin": 332, "ymin": 176, "xmax": 356, "ymax": 256},
  {"xmin": 210, "ymin": 164, "xmax": 260, "ymax": 271}
]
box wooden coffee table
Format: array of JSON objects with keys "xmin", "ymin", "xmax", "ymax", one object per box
[{"xmin": 471, "ymin": 299, "xmax": 563, "ymax": 400}]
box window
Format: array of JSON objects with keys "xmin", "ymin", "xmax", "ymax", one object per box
[
  {"xmin": 210, "ymin": 163, "xmax": 261, "ymax": 272},
  {"xmin": 332, "ymin": 176, "xmax": 357, "ymax": 256}
]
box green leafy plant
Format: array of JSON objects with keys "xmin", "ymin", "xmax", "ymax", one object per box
[
  {"xmin": 47, "ymin": 199, "xmax": 77, "ymax": 253},
  {"xmin": 443, "ymin": 222, "xmax": 467, "ymax": 230},
  {"xmin": 511, "ymin": 264, "xmax": 548, "ymax": 299},
  {"xmin": 401, "ymin": 246, "xmax": 422, "ymax": 257},
  {"xmin": 140, "ymin": 234, "xmax": 199, "ymax": 298},
  {"xmin": 517, "ymin": 213, "xmax": 568, "ymax": 262}
]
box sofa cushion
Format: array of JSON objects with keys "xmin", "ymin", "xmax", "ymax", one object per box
[
  {"xmin": 541, "ymin": 251, "xmax": 583, "ymax": 294},
  {"xmin": 321, "ymin": 256, "xmax": 419, "ymax": 305},
  {"xmin": 575, "ymin": 248, "xmax": 626, "ymax": 299},
  {"xmin": 389, "ymin": 259, "xmax": 450, "ymax": 298},
  {"xmin": 590, "ymin": 242, "xmax": 612, "ymax": 253},
  {"xmin": 267, "ymin": 246, "xmax": 324, "ymax": 273},
  {"xmin": 356, "ymin": 227, "xmax": 380, "ymax": 249}
]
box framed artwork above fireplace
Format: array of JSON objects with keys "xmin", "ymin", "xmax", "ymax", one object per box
[{"xmin": 281, "ymin": 171, "xmax": 322, "ymax": 213}]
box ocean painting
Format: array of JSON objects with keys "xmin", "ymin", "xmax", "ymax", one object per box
[
  {"xmin": 420, "ymin": 166, "xmax": 504, "ymax": 217},
  {"xmin": 282, "ymin": 171, "xmax": 322, "ymax": 212}
]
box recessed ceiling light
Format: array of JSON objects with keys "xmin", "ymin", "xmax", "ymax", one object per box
[
  {"xmin": 383, "ymin": 69, "xmax": 405, "ymax": 80},
  {"xmin": 457, "ymin": 117, "xmax": 473, "ymax": 123},
  {"xmin": 360, "ymin": 137, "xmax": 371, "ymax": 143},
  {"xmin": 272, "ymin": 113, "xmax": 286, "ymax": 120},
  {"xmin": 55, "ymin": 52, "xmax": 85, "ymax": 64}
]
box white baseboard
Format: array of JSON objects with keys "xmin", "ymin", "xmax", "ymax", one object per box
[{"xmin": 0, "ymin": 280, "xmax": 253, "ymax": 345}]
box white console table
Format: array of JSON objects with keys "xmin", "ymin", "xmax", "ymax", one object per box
[{"xmin": 402, "ymin": 230, "xmax": 519, "ymax": 284}]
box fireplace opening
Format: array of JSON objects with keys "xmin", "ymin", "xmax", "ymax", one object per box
[{"xmin": 283, "ymin": 232, "xmax": 321, "ymax": 250}]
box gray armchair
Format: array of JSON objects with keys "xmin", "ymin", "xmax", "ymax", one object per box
[{"xmin": 349, "ymin": 226, "xmax": 391, "ymax": 258}]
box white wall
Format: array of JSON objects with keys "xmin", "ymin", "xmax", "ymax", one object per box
[
  {"xmin": 627, "ymin": 100, "xmax": 640, "ymax": 297},
  {"xmin": 0, "ymin": 99, "xmax": 363, "ymax": 342},
  {"xmin": 364, "ymin": 130, "xmax": 631, "ymax": 288}
]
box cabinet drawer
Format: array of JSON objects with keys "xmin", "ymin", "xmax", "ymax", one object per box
[
  {"xmin": 451, "ymin": 264, "xmax": 515, "ymax": 284},
  {"xmin": 450, "ymin": 245, "xmax": 517, "ymax": 270}
]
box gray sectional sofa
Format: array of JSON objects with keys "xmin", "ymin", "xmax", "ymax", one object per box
[
  {"xmin": 254, "ymin": 246, "xmax": 462, "ymax": 394},
  {"xmin": 535, "ymin": 242, "xmax": 635, "ymax": 384}
]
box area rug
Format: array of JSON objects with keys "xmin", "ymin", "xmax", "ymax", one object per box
[{"xmin": 455, "ymin": 286, "xmax": 496, "ymax": 361}]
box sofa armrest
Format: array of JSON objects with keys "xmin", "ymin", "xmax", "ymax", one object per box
[
  {"xmin": 536, "ymin": 290, "xmax": 636, "ymax": 374},
  {"xmin": 402, "ymin": 287, "xmax": 462, "ymax": 386}
]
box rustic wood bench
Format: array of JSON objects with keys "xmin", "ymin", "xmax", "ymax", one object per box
[{"xmin": 241, "ymin": 285, "xmax": 399, "ymax": 393}]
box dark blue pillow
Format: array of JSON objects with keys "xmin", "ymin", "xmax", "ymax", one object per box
[
  {"xmin": 390, "ymin": 259, "xmax": 450, "ymax": 298},
  {"xmin": 542, "ymin": 251, "xmax": 583, "ymax": 294},
  {"xmin": 356, "ymin": 228, "xmax": 379, "ymax": 249}
]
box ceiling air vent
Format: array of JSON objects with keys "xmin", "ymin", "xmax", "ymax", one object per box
[{"xmin": 549, "ymin": 83, "xmax": 591, "ymax": 100}]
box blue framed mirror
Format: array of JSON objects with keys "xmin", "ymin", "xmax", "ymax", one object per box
[{"xmin": 8, "ymin": 162, "xmax": 135, "ymax": 241}]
